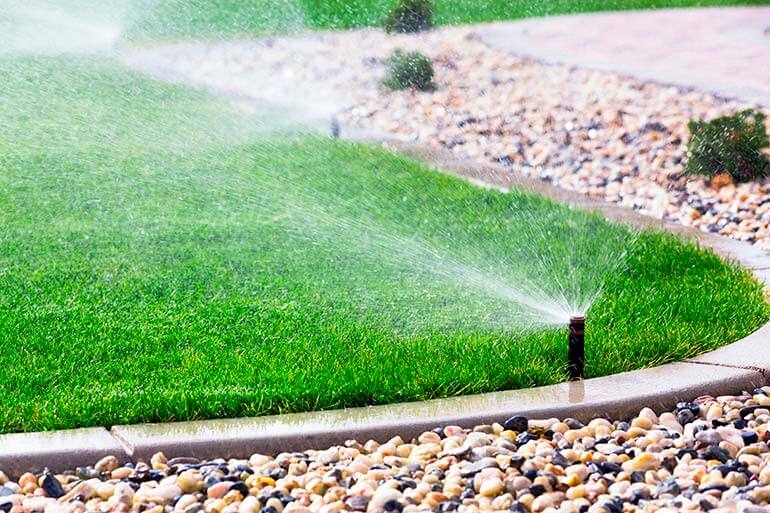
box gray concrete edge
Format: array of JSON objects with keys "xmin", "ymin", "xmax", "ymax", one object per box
[{"xmin": 3, "ymin": 137, "xmax": 770, "ymax": 478}]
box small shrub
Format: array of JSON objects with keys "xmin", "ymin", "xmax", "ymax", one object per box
[
  {"xmin": 382, "ymin": 50, "xmax": 435, "ymax": 91},
  {"xmin": 685, "ymin": 109, "xmax": 770, "ymax": 183},
  {"xmin": 383, "ymin": 0, "xmax": 433, "ymax": 34}
]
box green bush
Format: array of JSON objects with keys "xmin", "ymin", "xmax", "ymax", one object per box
[
  {"xmin": 685, "ymin": 109, "xmax": 770, "ymax": 183},
  {"xmin": 383, "ymin": 0, "xmax": 433, "ymax": 33},
  {"xmin": 382, "ymin": 50, "xmax": 435, "ymax": 91}
]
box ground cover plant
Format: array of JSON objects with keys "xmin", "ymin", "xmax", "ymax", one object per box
[
  {"xmin": 382, "ymin": 49, "xmax": 435, "ymax": 91},
  {"xmin": 686, "ymin": 109, "xmax": 770, "ymax": 183},
  {"xmin": 1, "ymin": 52, "xmax": 768, "ymax": 433},
  {"xmin": 383, "ymin": 0, "xmax": 434, "ymax": 33}
]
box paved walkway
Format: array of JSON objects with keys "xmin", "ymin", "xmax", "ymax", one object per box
[{"xmin": 478, "ymin": 7, "xmax": 770, "ymax": 107}]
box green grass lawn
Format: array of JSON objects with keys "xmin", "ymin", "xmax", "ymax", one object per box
[
  {"xmin": 122, "ymin": 0, "xmax": 770, "ymax": 39},
  {"xmin": 0, "ymin": 54, "xmax": 768, "ymax": 433}
]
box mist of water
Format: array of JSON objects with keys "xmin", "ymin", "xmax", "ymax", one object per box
[
  {"xmin": 0, "ymin": 1, "xmax": 126, "ymax": 55},
  {"xmin": 0, "ymin": 0, "xmax": 640, "ymax": 336},
  {"xmin": 284, "ymin": 199, "xmax": 627, "ymax": 327}
]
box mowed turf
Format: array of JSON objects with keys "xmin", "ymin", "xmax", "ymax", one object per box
[
  {"xmin": 0, "ymin": 56, "xmax": 767, "ymax": 433},
  {"xmin": 124, "ymin": 0, "xmax": 770, "ymax": 39}
]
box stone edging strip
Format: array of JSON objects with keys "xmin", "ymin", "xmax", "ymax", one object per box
[{"xmin": 3, "ymin": 139, "xmax": 770, "ymax": 479}]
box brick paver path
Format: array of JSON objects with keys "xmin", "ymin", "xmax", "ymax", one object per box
[{"xmin": 478, "ymin": 7, "xmax": 770, "ymax": 106}]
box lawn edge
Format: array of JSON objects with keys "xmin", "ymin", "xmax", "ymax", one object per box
[{"xmin": 2, "ymin": 138, "xmax": 770, "ymax": 478}]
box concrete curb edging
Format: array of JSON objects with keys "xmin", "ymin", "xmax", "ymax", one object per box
[
  {"xmin": 0, "ymin": 362, "xmax": 764, "ymax": 478},
  {"xmin": 111, "ymin": 362, "xmax": 763, "ymax": 462},
  {"xmin": 0, "ymin": 429, "xmax": 127, "ymax": 479},
  {"xmin": 2, "ymin": 139, "xmax": 770, "ymax": 479}
]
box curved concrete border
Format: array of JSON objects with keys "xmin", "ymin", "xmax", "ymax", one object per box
[{"xmin": 2, "ymin": 138, "xmax": 769, "ymax": 479}]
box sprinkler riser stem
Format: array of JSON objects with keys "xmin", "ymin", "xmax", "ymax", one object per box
[{"xmin": 568, "ymin": 316, "xmax": 585, "ymax": 381}]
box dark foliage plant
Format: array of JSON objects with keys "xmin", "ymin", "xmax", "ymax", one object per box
[
  {"xmin": 382, "ymin": 49, "xmax": 435, "ymax": 91},
  {"xmin": 383, "ymin": 0, "xmax": 433, "ymax": 33},
  {"xmin": 686, "ymin": 109, "xmax": 770, "ymax": 183}
]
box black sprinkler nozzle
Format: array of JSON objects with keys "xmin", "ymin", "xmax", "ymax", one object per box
[
  {"xmin": 568, "ymin": 315, "xmax": 585, "ymax": 381},
  {"xmin": 331, "ymin": 116, "xmax": 341, "ymax": 138}
]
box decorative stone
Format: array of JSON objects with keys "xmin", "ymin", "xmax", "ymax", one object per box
[
  {"xmin": 503, "ymin": 416, "xmax": 528, "ymax": 433},
  {"xmin": 367, "ymin": 487, "xmax": 401, "ymax": 513},
  {"xmin": 94, "ymin": 456, "xmax": 119, "ymax": 474},
  {"xmin": 40, "ymin": 475, "xmax": 63, "ymax": 499},
  {"xmin": 478, "ymin": 478, "xmax": 504, "ymax": 497}
]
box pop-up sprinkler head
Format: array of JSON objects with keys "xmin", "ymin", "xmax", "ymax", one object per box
[
  {"xmin": 568, "ymin": 315, "xmax": 585, "ymax": 381},
  {"xmin": 330, "ymin": 116, "xmax": 341, "ymax": 139}
]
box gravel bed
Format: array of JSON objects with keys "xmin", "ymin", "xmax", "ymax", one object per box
[
  {"xmin": 6, "ymin": 390, "xmax": 770, "ymax": 513},
  {"xmin": 125, "ymin": 28, "xmax": 770, "ymax": 249}
]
